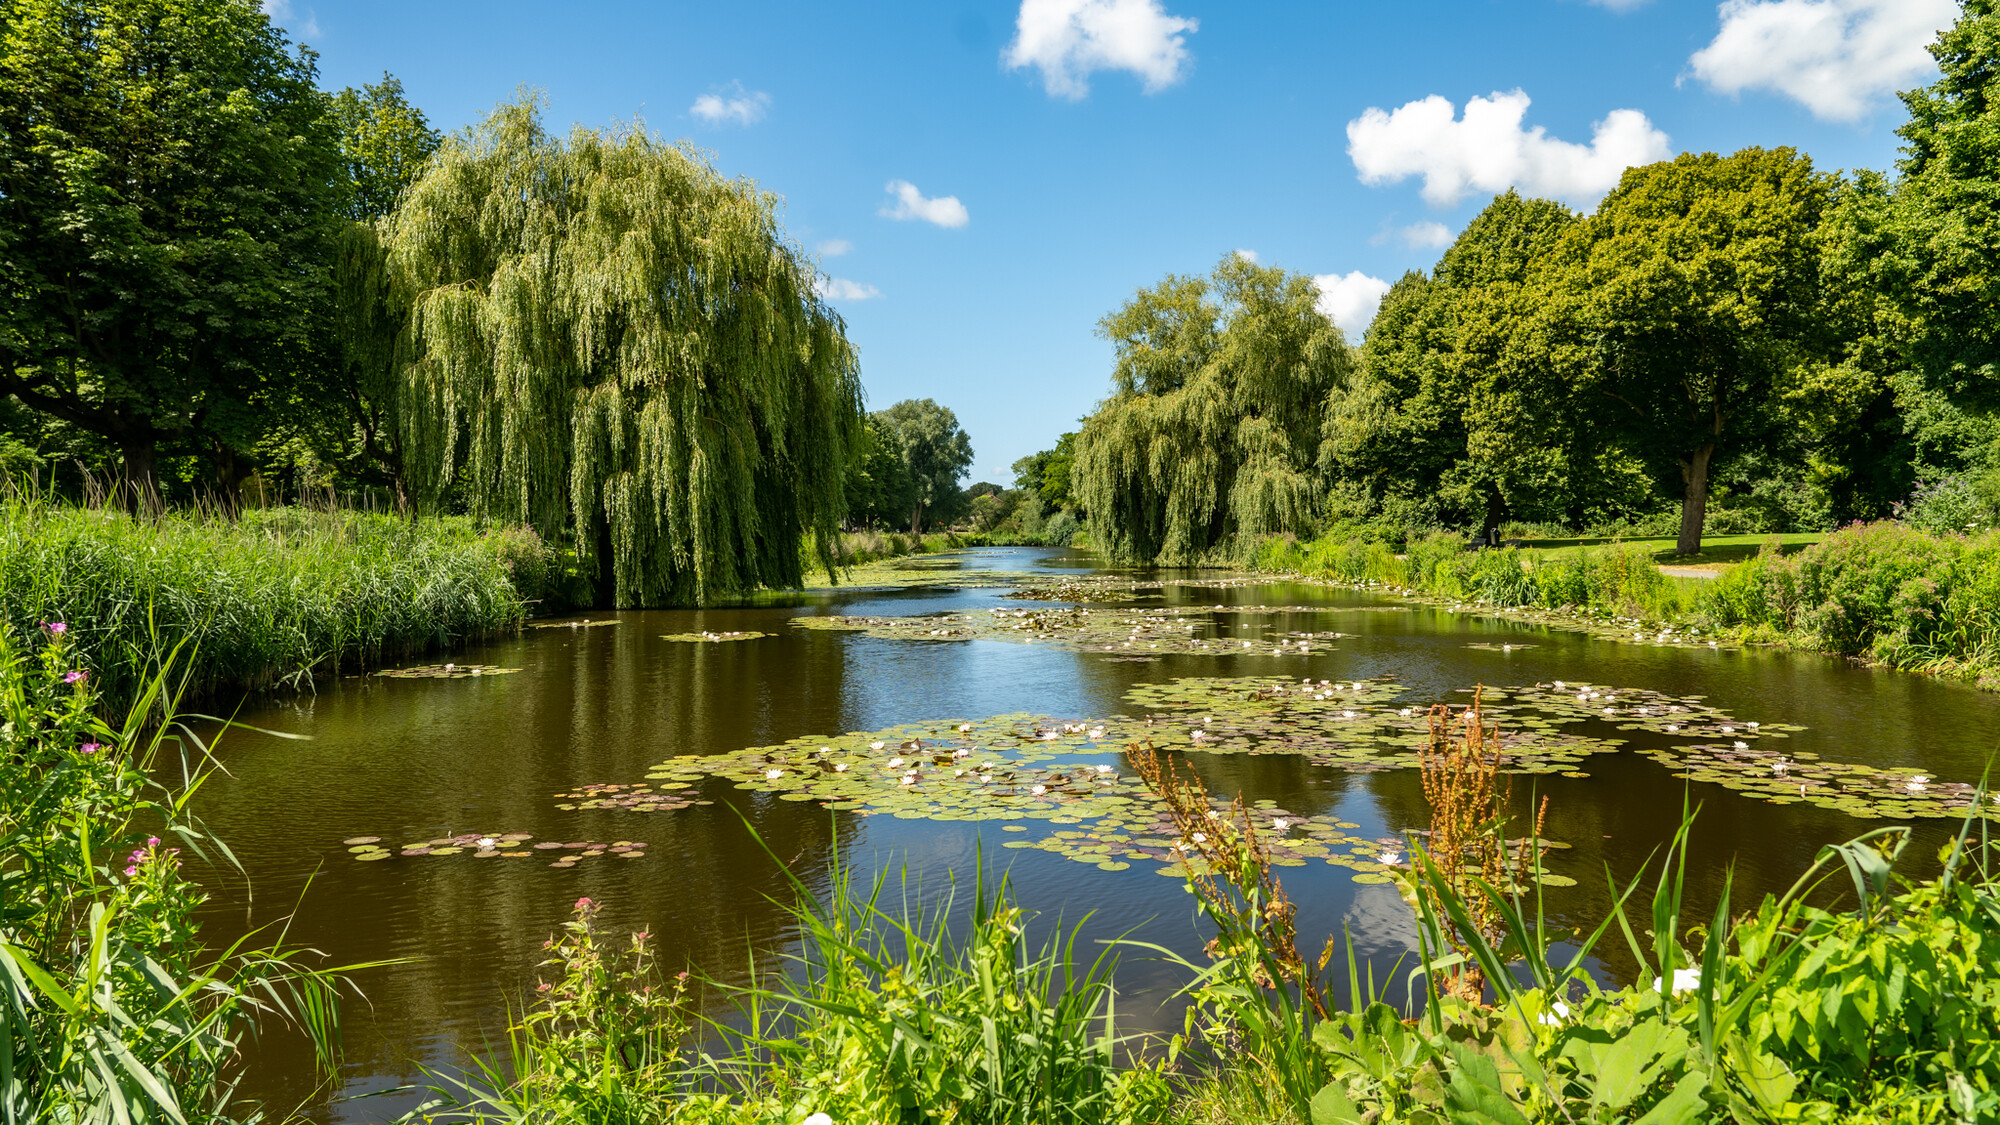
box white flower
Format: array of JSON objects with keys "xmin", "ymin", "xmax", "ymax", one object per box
[
  {"xmin": 1906, "ymin": 775, "xmax": 1930, "ymax": 792},
  {"xmin": 1342, "ymin": 710, "xmax": 1357, "ymax": 719},
  {"xmin": 1770, "ymin": 758, "xmax": 1789, "ymax": 775},
  {"xmin": 477, "ymin": 837, "xmax": 497, "ymax": 848},
  {"xmin": 1747, "ymin": 721, "xmax": 1760, "ymax": 729},
  {"xmin": 901, "ymin": 775, "xmax": 916, "ymax": 786},
  {"xmin": 870, "ymin": 741, "xmax": 886, "ymax": 751},
  {"xmin": 1536, "ymin": 999, "xmax": 1572, "ymax": 1027},
  {"xmin": 804, "ymin": 1114, "xmax": 834, "ymax": 1125},
  {"xmin": 1377, "ymin": 850, "xmax": 1402, "ymax": 866},
  {"xmin": 1653, "ymin": 968, "xmax": 1702, "ymax": 994},
  {"xmin": 1190, "ymin": 832, "xmax": 1207, "ymax": 844},
  {"xmin": 1733, "ymin": 741, "xmax": 1749, "ymax": 750},
  {"xmin": 1041, "ymin": 731, "xmax": 1060, "ymax": 741},
  {"xmin": 1272, "ymin": 819, "xmax": 1290, "ymax": 831},
  {"xmin": 834, "ymin": 763, "xmax": 849, "ymax": 772},
  {"xmin": 957, "ymin": 723, "xmax": 972, "ymax": 732},
  {"xmin": 1398, "ymin": 708, "xmax": 1413, "ymax": 718},
  {"xmin": 1031, "ymin": 784, "xmax": 1047, "ymax": 796},
  {"xmin": 1352, "ymin": 682, "xmax": 1365, "ymax": 691},
  {"xmin": 766, "ymin": 769, "xmax": 783, "ymax": 780},
  {"xmin": 1089, "ymin": 727, "xmax": 1106, "ymax": 739},
  {"xmin": 1553, "ymin": 680, "xmax": 1566, "ymax": 688},
  {"xmin": 1721, "ymin": 726, "xmax": 1735, "ymax": 734},
  {"xmin": 817, "ymin": 746, "xmax": 832, "ymax": 755},
  {"xmin": 1095, "ymin": 764, "xmax": 1113, "ymax": 773},
  {"xmin": 1665, "ymin": 725, "xmax": 1680, "ymax": 733}
]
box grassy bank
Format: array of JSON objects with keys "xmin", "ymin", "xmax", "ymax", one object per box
[
  {"xmin": 0, "ymin": 499, "xmax": 555, "ymax": 711},
  {"xmin": 1254, "ymin": 522, "xmax": 2000, "ymax": 690}
]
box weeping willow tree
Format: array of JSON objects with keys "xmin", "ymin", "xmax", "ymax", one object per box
[
  {"xmin": 1074, "ymin": 254, "xmax": 1350, "ymax": 564},
  {"xmin": 384, "ymin": 97, "xmax": 862, "ymax": 605}
]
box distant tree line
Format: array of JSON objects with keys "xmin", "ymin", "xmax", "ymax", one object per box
[{"xmin": 1062, "ymin": 2, "xmax": 2000, "ymax": 563}]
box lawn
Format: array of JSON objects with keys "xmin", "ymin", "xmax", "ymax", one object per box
[{"xmin": 1511, "ymin": 531, "xmax": 1825, "ymax": 569}]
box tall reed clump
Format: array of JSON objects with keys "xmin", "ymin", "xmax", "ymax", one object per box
[
  {"xmin": 0, "ymin": 622, "xmax": 372, "ymax": 1123},
  {"xmin": 1702, "ymin": 522, "xmax": 2000, "ymax": 686},
  {"xmin": 417, "ymin": 853, "xmax": 1171, "ymax": 1125},
  {"xmin": 0, "ymin": 496, "xmax": 554, "ymax": 710}
]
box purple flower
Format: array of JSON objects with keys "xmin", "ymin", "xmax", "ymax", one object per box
[
  {"xmin": 123, "ymin": 865, "xmax": 137, "ymax": 877},
  {"xmin": 146, "ymin": 836, "xmax": 159, "ymax": 848},
  {"xmin": 42, "ymin": 621, "xmax": 66, "ymax": 635},
  {"xmin": 79, "ymin": 743, "xmax": 102, "ymax": 755},
  {"xmin": 63, "ymin": 670, "xmax": 86, "ymax": 684}
]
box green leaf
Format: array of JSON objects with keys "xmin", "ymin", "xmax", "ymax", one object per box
[
  {"xmin": 1310, "ymin": 1081, "xmax": 1364, "ymax": 1125},
  {"xmin": 1443, "ymin": 1041, "xmax": 1531, "ymax": 1125}
]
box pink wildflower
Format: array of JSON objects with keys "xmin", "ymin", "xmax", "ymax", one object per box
[
  {"xmin": 79, "ymin": 743, "xmax": 101, "ymax": 754},
  {"xmin": 63, "ymin": 670, "xmax": 86, "ymax": 684},
  {"xmin": 146, "ymin": 836, "xmax": 160, "ymax": 848},
  {"xmin": 124, "ymin": 865, "xmax": 137, "ymax": 877},
  {"xmin": 575, "ymin": 896, "xmax": 594, "ymax": 910},
  {"xmin": 42, "ymin": 621, "xmax": 66, "ymax": 635}
]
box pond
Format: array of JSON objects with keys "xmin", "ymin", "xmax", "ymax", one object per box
[{"xmin": 189, "ymin": 546, "xmax": 2000, "ymax": 1122}]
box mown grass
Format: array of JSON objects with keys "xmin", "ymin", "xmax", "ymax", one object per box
[
  {"xmin": 0, "ymin": 497, "xmax": 555, "ymax": 711},
  {"xmin": 1511, "ymin": 531, "xmax": 1826, "ymax": 568}
]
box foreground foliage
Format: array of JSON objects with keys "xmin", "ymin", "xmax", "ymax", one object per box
[
  {"xmin": 0, "ymin": 498, "xmax": 552, "ymax": 710},
  {"xmin": 0, "ymin": 625, "xmax": 365, "ymax": 1123}
]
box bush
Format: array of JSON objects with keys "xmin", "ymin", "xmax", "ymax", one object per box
[{"xmin": 0, "ymin": 498, "xmax": 546, "ymax": 710}]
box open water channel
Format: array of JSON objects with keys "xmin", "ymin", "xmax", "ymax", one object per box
[{"xmin": 188, "ymin": 547, "xmax": 2000, "ymax": 1122}]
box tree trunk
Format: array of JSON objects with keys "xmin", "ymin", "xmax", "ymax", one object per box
[
  {"xmin": 910, "ymin": 500, "xmax": 923, "ymax": 537},
  {"xmin": 118, "ymin": 434, "xmax": 161, "ymax": 515},
  {"xmin": 209, "ymin": 442, "xmax": 252, "ymax": 517},
  {"xmin": 1479, "ymin": 483, "xmax": 1505, "ymax": 547},
  {"xmin": 1677, "ymin": 443, "xmax": 1714, "ymax": 556}
]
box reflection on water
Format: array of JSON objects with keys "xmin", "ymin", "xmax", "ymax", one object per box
[{"xmin": 186, "ymin": 548, "xmax": 2000, "ymax": 1122}]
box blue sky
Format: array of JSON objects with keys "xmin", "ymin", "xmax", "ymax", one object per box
[{"xmin": 269, "ymin": 0, "xmax": 1958, "ymax": 484}]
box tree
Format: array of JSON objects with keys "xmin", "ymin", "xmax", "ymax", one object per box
[
  {"xmin": 842, "ymin": 413, "xmax": 916, "ymax": 530},
  {"xmin": 0, "ymin": 0, "xmax": 342, "ymax": 505},
  {"xmin": 1547, "ymin": 149, "xmax": 1831, "ymax": 555},
  {"xmin": 387, "ymin": 97, "xmax": 862, "ymax": 604},
  {"xmin": 1076, "ymin": 253, "xmax": 1350, "ymax": 564},
  {"xmin": 307, "ymin": 73, "xmax": 442, "ymax": 507},
  {"xmin": 874, "ymin": 399, "xmax": 973, "ymax": 534},
  {"xmin": 1013, "ymin": 430, "xmax": 1080, "ymax": 516}
]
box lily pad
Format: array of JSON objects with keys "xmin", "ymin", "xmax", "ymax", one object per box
[{"xmin": 375, "ymin": 664, "xmax": 521, "ymax": 679}]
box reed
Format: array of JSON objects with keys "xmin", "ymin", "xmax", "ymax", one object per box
[{"xmin": 0, "ymin": 495, "xmax": 552, "ymax": 710}]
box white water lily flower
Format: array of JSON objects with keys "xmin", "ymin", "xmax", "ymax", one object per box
[
  {"xmin": 1665, "ymin": 725, "xmax": 1681, "ymax": 733},
  {"xmin": 957, "ymin": 723, "xmax": 972, "ymax": 732},
  {"xmin": 766, "ymin": 769, "xmax": 783, "ymax": 780},
  {"xmin": 1721, "ymin": 726, "xmax": 1735, "ymax": 734},
  {"xmin": 477, "ymin": 837, "xmax": 498, "ymax": 848},
  {"xmin": 1352, "ymin": 682, "xmax": 1365, "ymax": 691},
  {"xmin": 817, "ymin": 746, "xmax": 832, "ymax": 755},
  {"xmin": 1654, "ymin": 968, "xmax": 1702, "ymax": 994},
  {"xmin": 1030, "ymin": 784, "xmax": 1047, "ymax": 796},
  {"xmin": 1089, "ymin": 727, "xmax": 1106, "ymax": 739},
  {"xmin": 1378, "ymin": 851, "xmax": 1402, "ymax": 866},
  {"xmin": 1906, "ymin": 775, "xmax": 1930, "ymax": 792},
  {"xmin": 834, "ymin": 763, "xmax": 849, "ymax": 772},
  {"xmin": 1190, "ymin": 832, "xmax": 1207, "ymax": 844},
  {"xmin": 1096, "ymin": 764, "xmax": 1114, "ymax": 773},
  {"xmin": 1553, "ymin": 680, "xmax": 1566, "ymax": 689},
  {"xmin": 870, "ymin": 741, "xmax": 886, "ymax": 751},
  {"xmin": 1398, "ymin": 708, "xmax": 1413, "ymax": 718},
  {"xmin": 901, "ymin": 775, "xmax": 916, "ymax": 786},
  {"xmin": 1747, "ymin": 721, "xmax": 1760, "ymax": 729},
  {"xmin": 887, "ymin": 757, "xmax": 904, "ymax": 768},
  {"xmin": 1272, "ymin": 819, "xmax": 1290, "ymax": 831},
  {"xmin": 1342, "ymin": 710, "xmax": 1357, "ymax": 719},
  {"xmin": 1770, "ymin": 758, "xmax": 1789, "ymax": 775},
  {"xmin": 1734, "ymin": 741, "xmax": 1750, "ymax": 750}
]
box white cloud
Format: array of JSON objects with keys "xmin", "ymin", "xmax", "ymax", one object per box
[
  {"xmin": 690, "ymin": 82, "xmax": 771, "ymax": 127},
  {"xmin": 260, "ymin": 0, "xmax": 320, "ymax": 39},
  {"xmin": 879, "ymin": 180, "xmax": 970, "ymax": 228},
  {"xmin": 817, "ymin": 277, "xmax": 881, "ymax": 301},
  {"xmin": 1314, "ymin": 271, "xmax": 1393, "ymax": 340},
  {"xmin": 1400, "ymin": 222, "xmax": 1454, "ymax": 250},
  {"xmin": 817, "ymin": 239, "xmax": 853, "ymax": 257},
  {"xmin": 1003, "ymin": 0, "xmax": 1198, "ymax": 100},
  {"xmin": 1346, "ymin": 89, "xmax": 1672, "ymax": 209},
  {"xmin": 1234, "ymin": 248, "xmax": 1259, "ymax": 263},
  {"xmin": 1687, "ymin": 0, "xmax": 1956, "ymax": 122},
  {"xmin": 1589, "ymin": 0, "xmax": 1652, "ymax": 10}
]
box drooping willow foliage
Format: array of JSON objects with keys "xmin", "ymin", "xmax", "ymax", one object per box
[
  {"xmin": 384, "ymin": 98, "xmax": 862, "ymax": 605},
  {"xmin": 1074, "ymin": 255, "xmax": 1351, "ymax": 565}
]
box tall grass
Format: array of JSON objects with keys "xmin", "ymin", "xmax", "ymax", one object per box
[
  {"xmin": 0, "ymin": 623, "xmax": 378, "ymax": 1123},
  {"xmin": 415, "ymin": 848, "xmax": 1169, "ymax": 1125},
  {"xmin": 0, "ymin": 497, "xmax": 554, "ymax": 710}
]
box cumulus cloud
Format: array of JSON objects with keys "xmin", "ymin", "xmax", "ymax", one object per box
[
  {"xmin": 1687, "ymin": 0, "xmax": 1956, "ymax": 122},
  {"xmin": 817, "ymin": 277, "xmax": 881, "ymax": 301},
  {"xmin": 880, "ymin": 180, "xmax": 970, "ymax": 228},
  {"xmin": 1346, "ymin": 89, "xmax": 1672, "ymax": 209},
  {"xmin": 1003, "ymin": 0, "xmax": 1198, "ymax": 100},
  {"xmin": 1234, "ymin": 248, "xmax": 1260, "ymax": 263},
  {"xmin": 1400, "ymin": 221, "xmax": 1454, "ymax": 250},
  {"xmin": 690, "ymin": 82, "xmax": 771, "ymax": 127},
  {"xmin": 1314, "ymin": 271, "xmax": 1393, "ymax": 340},
  {"xmin": 817, "ymin": 239, "xmax": 853, "ymax": 257}
]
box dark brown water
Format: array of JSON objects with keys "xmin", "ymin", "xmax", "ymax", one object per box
[{"xmin": 188, "ymin": 547, "xmax": 2000, "ymax": 1122}]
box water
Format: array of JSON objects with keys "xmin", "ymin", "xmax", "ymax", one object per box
[{"xmin": 188, "ymin": 547, "xmax": 2000, "ymax": 1121}]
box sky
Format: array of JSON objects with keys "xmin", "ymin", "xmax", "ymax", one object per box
[{"xmin": 267, "ymin": 0, "xmax": 1961, "ymax": 484}]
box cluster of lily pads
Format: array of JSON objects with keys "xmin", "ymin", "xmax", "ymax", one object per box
[
  {"xmin": 373, "ymin": 663, "xmax": 519, "ymax": 679},
  {"xmin": 344, "ymin": 832, "xmax": 648, "ymax": 866},
  {"xmin": 792, "ymin": 605, "xmax": 1358, "ymax": 658},
  {"xmin": 554, "ymin": 782, "xmax": 711, "ymax": 813},
  {"xmin": 1637, "ymin": 743, "xmax": 1990, "ymax": 820},
  {"xmin": 660, "ymin": 631, "xmax": 768, "ymax": 643},
  {"xmin": 528, "ymin": 618, "xmax": 620, "ymax": 630}
]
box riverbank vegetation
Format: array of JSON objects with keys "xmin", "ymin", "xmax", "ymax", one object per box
[
  {"xmin": 0, "ymin": 497, "xmax": 551, "ymax": 710},
  {"xmin": 0, "ymin": 626, "xmax": 367, "ymax": 1122},
  {"xmin": 407, "ymin": 698, "xmax": 2000, "ymax": 1125}
]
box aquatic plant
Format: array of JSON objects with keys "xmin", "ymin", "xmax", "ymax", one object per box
[{"xmin": 0, "ymin": 496, "xmax": 546, "ymax": 711}]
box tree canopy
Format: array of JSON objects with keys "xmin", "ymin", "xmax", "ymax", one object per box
[
  {"xmin": 1075, "ymin": 254, "xmax": 1350, "ymax": 564},
  {"xmin": 873, "ymin": 398, "xmax": 973, "ymax": 534},
  {"xmin": 385, "ymin": 97, "xmax": 862, "ymax": 604},
  {"xmin": 0, "ymin": 0, "xmax": 342, "ymax": 503}
]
